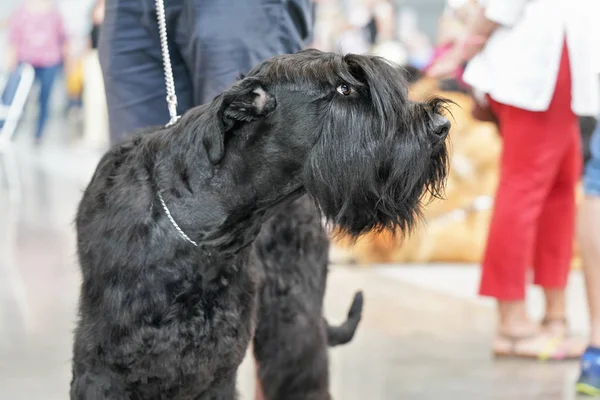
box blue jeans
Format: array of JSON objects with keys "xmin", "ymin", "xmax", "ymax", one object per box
[
  {"xmin": 34, "ymin": 64, "xmax": 61, "ymax": 139},
  {"xmin": 584, "ymin": 120, "xmax": 600, "ymax": 196},
  {"xmin": 99, "ymin": 0, "xmax": 313, "ymax": 144}
]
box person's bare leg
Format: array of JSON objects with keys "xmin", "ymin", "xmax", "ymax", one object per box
[
  {"xmin": 576, "ymin": 195, "xmax": 600, "ymax": 394},
  {"xmin": 579, "ymin": 196, "xmax": 600, "ymax": 347},
  {"xmin": 254, "ymin": 357, "xmax": 265, "ymax": 400},
  {"xmin": 497, "ymin": 300, "xmax": 538, "ymax": 336},
  {"xmin": 543, "ymin": 288, "xmax": 568, "ymax": 336},
  {"xmin": 494, "ymin": 300, "xmax": 540, "ymax": 357},
  {"xmin": 576, "ymin": 125, "xmax": 600, "ymax": 394}
]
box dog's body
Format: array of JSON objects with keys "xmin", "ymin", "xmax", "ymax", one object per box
[
  {"xmin": 252, "ymin": 196, "xmax": 363, "ymax": 400},
  {"xmin": 71, "ymin": 126, "xmax": 259, "ymax": 399},
  {"xmin": 71, "ymin": 50, "xmax": 449, "ymax": 399}
]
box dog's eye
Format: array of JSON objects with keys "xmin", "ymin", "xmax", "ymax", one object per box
[{"xmin": 336, "ymin": 83, "xmax": 353, "ymax": 96}]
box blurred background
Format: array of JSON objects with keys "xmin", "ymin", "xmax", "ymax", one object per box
[{"xmin": 0, "ymin": 0, "xmax": 597, "ymax": 399}]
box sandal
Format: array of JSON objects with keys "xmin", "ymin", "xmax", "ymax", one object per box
[
  {"xmin": 493, "ymin": 332, "xmax": 582, "ymax": 361},
  {"xmin": 541, "ymin": 317, "xmax": 569, "ymax": 337}
]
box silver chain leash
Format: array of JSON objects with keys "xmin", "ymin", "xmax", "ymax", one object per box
[
  {"xmin": 154, "ymin": 0, "xmax": 197, "ymax": 247},
  {"xmin": 155, "ymin": 0, "xmax": 180, "ymax": 127}
]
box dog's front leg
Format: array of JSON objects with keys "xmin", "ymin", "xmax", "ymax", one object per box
[{"xmin": 70, "ymin": 368, "xmax": 128, "ymax": 400}]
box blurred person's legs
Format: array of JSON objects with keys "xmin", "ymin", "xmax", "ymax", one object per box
[
  {"xmin": 533, "ymin": 116, "xmax": 581, "ymax": 335},
  {"xmin": 99, "ymin": 0, "xmax": 194, "ymax": 144},
  {"xmin": 577, "ymin": 122, "xmax": 600, "ymax": 395},
  {"xmin": 100, "ymin": 0, "xmax": 311, "ymax": 144},
  {"xmin": 479, "ymin": 44, "xmax": 582, "ymax": 358},
  {"xmin": 34, "ymin": 64, "xmax": 61, "ymax": 142}
]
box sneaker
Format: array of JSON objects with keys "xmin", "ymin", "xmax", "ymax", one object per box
[{"xmin": 577, "ymin": 346, "xmax": 600, "ymax": 397}]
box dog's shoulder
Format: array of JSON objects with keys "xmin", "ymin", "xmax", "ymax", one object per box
[
  {"xmin": 76, "ymin": 129, "xmax": 164, "ymax": 232},
  {"xmin": 86, "ymin": 127, "xmax": 165, "ymax": 190}
]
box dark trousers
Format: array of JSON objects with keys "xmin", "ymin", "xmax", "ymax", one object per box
[{"xmin": 99, "ymin": 0, "xmax": 313, "ymax": 144}]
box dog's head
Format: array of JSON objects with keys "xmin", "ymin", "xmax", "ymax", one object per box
[{"xmin": 208, "ymin": 49, "xmax": 450, "ymax": 237}]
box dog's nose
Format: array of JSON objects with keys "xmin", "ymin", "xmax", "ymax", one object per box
[{"xmin": 432, "ymin": 114, "xmax": 450, "ymax": 138}]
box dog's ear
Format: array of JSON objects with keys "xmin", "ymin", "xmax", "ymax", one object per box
[
  {"xmin": 202, "ymin": 125, "xmax": 226, "ymax": 164},
  {"xmin": 219, "ymin": 79, "xmax": 276, "ymax": 131},
  {"xmin": 204, "ymin": 80, "xmax": 276, "ymax": 164}
]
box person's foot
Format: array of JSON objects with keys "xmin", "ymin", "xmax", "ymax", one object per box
[
  {"xmin": 494, "ymin": 331, "xmax": 583, "ymax": 360},
  {"xmin": 577, "ymin": 346, "xmax": 600, "ymax": 397},
  {"xmin": 494, "ymin": 301, "xmax": 583, "ymax": 360}
]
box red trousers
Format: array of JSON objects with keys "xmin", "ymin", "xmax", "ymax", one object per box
[{"xmin": 479, "ymin": 44, "xmax": 582, "ymax": 300}]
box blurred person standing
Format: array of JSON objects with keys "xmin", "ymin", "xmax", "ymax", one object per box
[
  {"xmin": 338, "ymin": 0, "xmax": 398, "ymax": 58},
  {"xmin": 99, "ymin": 0, "xmax": 313, "ymax": 144},
  {"xmin": 429, "ymin": 0, "xmax": 599, "ymax": 359},
  {"xmin": 425, "ymin": 0, "xmax": 477, "ymax": 89},
  {"xmin": 366, "ymin": 0, "xmax": 395, "ymax": 44},
  {"xmin": 337, "ymin": 1, "xmax": 373, "ymax": 54},
  {"xmin": 396, "ymin": 7, "xmax": 433, "ymax": 70},
  {"xmin": 6, "ymin": 0, "xmax": 68, "ymax": 144},
  {"xmin": 577, "ymin": 84, "xmax": 600, "ymax": 394},
  {"xmin": 309, "ymin": 0, "xmax": 340, "ymax": 51}
]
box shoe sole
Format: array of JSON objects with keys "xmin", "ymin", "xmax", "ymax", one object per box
[{"xmin": 576, "ymin": 382, "xmax": 600, "ymax": 397}]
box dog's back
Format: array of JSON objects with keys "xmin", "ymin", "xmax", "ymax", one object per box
[{"xmin": 252, "ymin": 196, "xmax": 362, "ymax": 400}]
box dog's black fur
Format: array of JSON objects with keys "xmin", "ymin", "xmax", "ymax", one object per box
[
  {"xmin": 252, "ymin": 196, "xmax": 363, "ymax": 400},
  {"xmin": 71, "ymin": 49, "xmax": 449, "ymax": 400}
]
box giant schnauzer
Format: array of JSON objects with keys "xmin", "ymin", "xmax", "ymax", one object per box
[
  {"xmin": 252, "ymin": 195, "xmax": 364, "ymax": 400},
  {"xmin": 71, "ymin": 49, "xmax": 450, "ymax": 400}
]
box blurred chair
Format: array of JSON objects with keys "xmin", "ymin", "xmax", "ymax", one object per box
[{"xmin": 0, "ymin": 63, "xmax": 35, "ymax": 196}]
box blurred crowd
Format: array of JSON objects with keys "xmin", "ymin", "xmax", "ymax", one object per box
[
  {"xmin": 1, "ymin": 0, "xmax": 106, "ymax": 147},
  {"xmin": 312, "ymin": 0, "xmax": 437, "ymax": 68}
]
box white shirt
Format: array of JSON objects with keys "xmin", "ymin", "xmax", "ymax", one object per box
[{"xmin": 463, "ymin": 0, "xmax": 600, "ymax": 116}]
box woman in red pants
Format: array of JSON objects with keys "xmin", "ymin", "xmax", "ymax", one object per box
[{"xmin": 429, "ymin": 0, "xmax": 599, "ymax": 359}]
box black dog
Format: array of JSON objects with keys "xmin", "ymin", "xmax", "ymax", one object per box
[
  {"xmin": 252, "ymin": 196, "xmax": 363, "ymax": 400},
  {"xmin": 71, "ymin": 49, "xmax": 450, "ymax": 400}
]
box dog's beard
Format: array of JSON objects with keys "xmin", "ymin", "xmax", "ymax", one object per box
[{"xmin": 303, "ymin": 102, "xmax": 449, "ymax": 238}]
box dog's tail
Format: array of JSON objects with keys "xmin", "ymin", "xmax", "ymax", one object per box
[{"xmin": 326, "ymin": 291, "xmax": 364, "ymax": 347}]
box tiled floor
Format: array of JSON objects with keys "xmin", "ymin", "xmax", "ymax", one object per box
[{"xmin": 0, "ymin": 117, "xmax": 589, "ymax": 399}]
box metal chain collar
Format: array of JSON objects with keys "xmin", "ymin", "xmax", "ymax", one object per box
[
  {"xmin": 154, "ymin": 0, "xmax": 197, "ymax": 247},
  {"xmin": 157, "ymin": 191, "xmax": 198, "ymax": 247}
]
